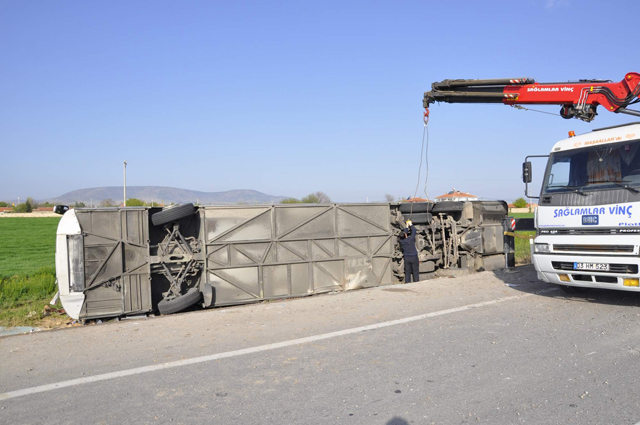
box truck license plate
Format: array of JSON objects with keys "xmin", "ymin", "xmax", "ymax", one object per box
[{"xmin": 573, "ymin": 262, "xmax": 609, "ymax": 271}]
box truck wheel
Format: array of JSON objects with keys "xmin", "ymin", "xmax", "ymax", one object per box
[
  {"xmin": 152, "ymin": 203, "xmax": 195, "ymax": 226},
  {"xmin": 158, "ymin": 287, "xmax": 202, "ymax": 315}
]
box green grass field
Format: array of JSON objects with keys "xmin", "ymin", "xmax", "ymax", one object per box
[
  {"xmin": 510, "ymin": 212, "xmax": 534, "ymax": 218},
  {"xmin": 0, "ymin": 217, "xmax": 61, "ymax": 327},
  {"xmin": 514, "ymin": 231, "xmax": 535, "ymax": 264},
  {"xmin": 509, "ymin": 213, "xmax": 535, "ymax": 263},
  {"xmin": 0, "ymin": 217, "xmax": 60, "ymax": 276}
]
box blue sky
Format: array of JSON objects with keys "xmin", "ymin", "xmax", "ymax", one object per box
[{"xmin": 1, "ymin": 0, "xmax": 638, "ymax": 203}]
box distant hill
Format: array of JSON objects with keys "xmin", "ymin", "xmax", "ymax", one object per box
[{"xmin": 46, "ymin": 186, "xmax": 287, "ymax": 205}]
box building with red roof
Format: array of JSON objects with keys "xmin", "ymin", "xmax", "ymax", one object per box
[{"xmin": 434, "ymin": 188, "xmax": 478, "ymax": 203}]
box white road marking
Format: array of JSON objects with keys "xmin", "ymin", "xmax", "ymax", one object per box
[{"xmin": 0, "ymin": 288, "xmax": 557, "ymax": 401}]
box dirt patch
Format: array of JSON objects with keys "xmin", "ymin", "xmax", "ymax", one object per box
[
  {"xmin": 382, "ymin": 288, "xmax": 419, "ymax": 294},
  {"xmin": 0, "ymin": 212, "xmax": 60, "ymax": 218},
  {"xmin": 38, "ymin": 313, "xmax": 80, "ymax": 330}
]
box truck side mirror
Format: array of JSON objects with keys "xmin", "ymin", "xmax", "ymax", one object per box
[{"xmin": 522, "ymin": 161, "xmax": 532, "ymax": 183}]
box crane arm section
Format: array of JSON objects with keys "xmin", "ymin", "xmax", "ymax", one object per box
[{"xmin": 423, "ymin": 73, "xmax": 640, "ymax": 122}]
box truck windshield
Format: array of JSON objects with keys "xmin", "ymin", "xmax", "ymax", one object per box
[{"xmin": 543, "ymin": 140, "xmax": 640, "ymax": 194}]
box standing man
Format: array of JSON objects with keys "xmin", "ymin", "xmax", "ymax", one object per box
[{"xmin": 398, "ymin": 220, "xmax": 420, "ymax": 283}]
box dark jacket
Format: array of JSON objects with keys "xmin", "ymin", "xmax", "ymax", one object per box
[{"xmin": 398, "ymin": 225, "xmax": 418, "ymax": 257}]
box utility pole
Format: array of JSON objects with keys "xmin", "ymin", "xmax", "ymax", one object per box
[{"xmin": 123, "ymin": 160, "xmax": 127, "ymax": 207}]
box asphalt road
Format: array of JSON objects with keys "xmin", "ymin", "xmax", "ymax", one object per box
[{"xmin": 2, "ymin": 265, "xmax": 640, "ymax": 425}]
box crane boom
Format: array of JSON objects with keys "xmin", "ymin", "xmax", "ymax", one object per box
[{"xmin": 424, "ymin": 72, "xmax": 640, "ymax": 122}]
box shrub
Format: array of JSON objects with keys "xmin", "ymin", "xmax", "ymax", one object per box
[
  {"xmin": 281, "ymin": 198, "xmax": 302, "ymax": 204},
  {"xmin": 14, "ymin": 202, "xmax": 32, "ymax": 213},
  {"xmin": 0, "ymin": 267, "xmax": 57, "ymax": 307},
  {"xmin": 126, "ymin": 198, "xmax": 145, "ymax": 206},
  {"xmin": 301, "ymin": 191, "xmax": 331, "ymax": 204},
  {"xmin": 513, "ymin": 197, "xmax": 528, "ymax": 208},
  {"xmin": 301, "ymin": 194, "xmax": 320, "ymax": 203},
  {"xmin": 26, "ymin": 197, "xmax": 37, "ymax": 209}
]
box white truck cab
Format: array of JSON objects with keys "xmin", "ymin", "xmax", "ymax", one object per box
[{"xmin": 528, "ymin": 122, "xmax": 640, "ymax": 292}]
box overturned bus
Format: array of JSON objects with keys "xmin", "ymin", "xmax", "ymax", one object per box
[{"xmin": 55, "ymin": 201, "xmax": 514, "ymax": 320}]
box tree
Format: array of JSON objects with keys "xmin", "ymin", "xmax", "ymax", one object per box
[
  {"xmin": 282, "ymin": 192, "xmax": 331, "ymax": 204},
  {"xmin": 0, "ymin": 201, "xmax": 7, "ymax": 207},
  {"xmin": 281, "ymin": 198, "xmax": 302, "ymax": 204},
  {"xmin": 126, "ymin": 198, "xmax": 145, "ymax": 207},
  {"xmin": 384, "ymin": 194, "xmax": 395, "ymax": 203},
  {"xmin": 26, "ymin": 197, "xmax": 37, "ymax": 209},
  {"xmin": 301, "ymin": 194, "xmax": 320, "ymax": 203},
  {"xmin": 313, "ymin": 191, "xmax": 331, "ymax": 203},
  {"xmin": 513, "ymin": 197, "xmax": 527, "ymax": 208},
  {"xmin": 100, "ymin": 198, "xmax": 116, "ymax": 207},
  {"xmin": 40, "ymin": 201, "xmax": 53, "ymax": 207},
  {"xmin": 301, "ymin": 192, "xmax": 331, "ymax": 204},
  {"xmin": 14, "ymin": 202, "xmax": 32, "ymax": 213},
  {"xmin": 73, "ymin": 201, "xmax": 86, "ymax": 208}
]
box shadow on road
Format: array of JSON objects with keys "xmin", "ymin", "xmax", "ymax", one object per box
[
  {"xmin": 492, "ymin": 264, "xmax": 640, "ymax": 308},
  {"xmin": 386, "ymin": 417, "xmax": 409, "ymax": 425}
]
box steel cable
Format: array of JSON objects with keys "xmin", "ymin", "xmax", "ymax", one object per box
[
  {"xmin": 423, "ymin": 123, "xmax": 430, "ymax": 200},
  {"xmin": 511, "ymin": 105, "xmax": 560, "ymax": 117},
  {"xmin": 410, "ymin": 123, "xmax": 429, "ymax": 217}
]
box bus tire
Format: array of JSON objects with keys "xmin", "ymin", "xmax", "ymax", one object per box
[
  {"xmin": 152, "ymin": 203, "xmax": 195, "ymax": 226},
  {"xmin": 158, "ymin": 287, "xmax": 202, "ymax": 315}
]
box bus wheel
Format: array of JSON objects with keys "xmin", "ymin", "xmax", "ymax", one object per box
[
  {"xmin": 158, "ymin": 287, "xmax": 202, "ymax": 315},
  {"xmin": 151, "ymin": 203, "xmax": 195, "ymax": 226}
]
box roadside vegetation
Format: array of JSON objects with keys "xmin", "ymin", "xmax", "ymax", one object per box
[
  {"xmin": 3, "ymin": 197, "xmax": 51, "ymax": 213},
  {"xmin": 280, "ymin": 191, "xmax": 331, "ymax": 204},
  {"xmin": 511, "ymin": 212, "xmax": 534, "ymax": 218},
  {"xmin": 0, "ymin": 267, "xmax": 59, "ymax": 327},
  {"xmin": 0, "ymin": 217, "xmax": 65, "ymax": 328},
  {"xmin": 510, "ymin": 211, "xmax": 535, "ymax": 263},
  {"xmin": 514, "ymin": 231, "xmax": 535, "ymax": 264},
  {"xmin": 513, "ymin": 197, "xmax": 528, "ymax": 208}
]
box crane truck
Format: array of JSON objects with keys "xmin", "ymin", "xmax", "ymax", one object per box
[{"xmin": 424, "ymin": 72, "xmax": 640, "ymax": 293}]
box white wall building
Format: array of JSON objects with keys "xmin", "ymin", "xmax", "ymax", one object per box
[{"xmin": 434, "ymin": 188, "xmax": 478, "ymax": 203}]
